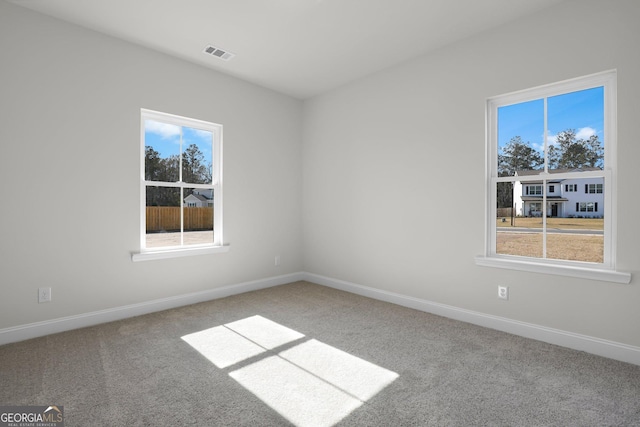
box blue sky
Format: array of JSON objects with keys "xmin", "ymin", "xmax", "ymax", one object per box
[
  {"xmin": 498, "ymin": 86, "xmax": 604, "ymax": 155},
  {"xmin": 144, "ymin": 120, "xmax": 213, "ymax": 166}
]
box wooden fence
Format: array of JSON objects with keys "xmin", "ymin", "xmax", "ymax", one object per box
[{"xmin": 146, "ymin": 207, "xmax": 213, "ymax": 232}]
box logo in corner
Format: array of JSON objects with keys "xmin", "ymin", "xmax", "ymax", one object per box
[{"xmin": 0, "ymin": 405, "xmax": 64, "ymax": 426}]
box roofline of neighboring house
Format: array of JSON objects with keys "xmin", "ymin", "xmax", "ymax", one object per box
[
  {"xmin": 520, "ymin": 196, "xmax": 569, "ymax": 202},
  {"xmin": 184, "ymin": 194, "xmax": 211, "ymax": 202},
  {"xmin": 516, "ymin": 180, "xmax": 563, "ymax": 184},
  {"xmin": 514, "ymin": 167, "xmax": 601, "ymax": 176}
]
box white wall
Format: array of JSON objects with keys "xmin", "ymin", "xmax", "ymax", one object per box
[
  {"xmin": 0, "ymin": 1, "xmax": 303, "ymax": 328},
  {"xmin": 2, "ymin": 0, "xmax": 639, "ymax": 353},
  {"xmin": 302, "ymin": 0, "xmax": 640, "ymax": 347}
]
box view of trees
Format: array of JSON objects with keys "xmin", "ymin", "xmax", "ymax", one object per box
[
  {"xmin": 145, "ymin": 144, "xmax": 212, "ymax": 207},
  {"xmin": 498, "ymin": 136, "xmax": 543, "ymax": 177},
  {"xmin": 497, "ymin": 129, "xmax": 603, "ymax": 208},
  {"xmin": 182, "ymin": 144, "xmax": 212, "ymax": 184},
  {"xmin": 548, "ymin": 129, "xmax": 603, "ymax": 170}
]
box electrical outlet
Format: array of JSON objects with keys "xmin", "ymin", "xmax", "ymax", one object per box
[
  {"xmin": 498, "ymin": 286, "xmax": 509, "ymax": 300},
  {"xmin": 38, "ymin": 287, "xmax": 52, "ymax": 303}
]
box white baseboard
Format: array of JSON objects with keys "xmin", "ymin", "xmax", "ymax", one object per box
[
  {"xmin": 3, "ymin": 271, "xmax": 639, "ymax": 366},
  {"xmin": 0, "ymin": 272, "xmax": 305, "ymax": 346},
  {"xmin": 303, "ymin": 272, "xmax": 640, "ymax": 366}
]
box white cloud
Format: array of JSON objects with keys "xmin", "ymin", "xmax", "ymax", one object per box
[
  {"xmin": 531, "ymin": 141, "xmax": 544, "ymax": 152},
  {"xmin": 145, "ymin": 120, "xmax": 180, "ymax": 139},
  {"xmin": 545, "ymin": 126, "xmax": 597, "ymax": 147},
  {"xmin": 528, "ymin": 127, "xmax": 600, "ymax": 156},
  {"xmin": 576, "ymin": 126, "xmax": 597, "ymax": 140},
  {"xmin": 534, "ymin": 133, "xmax": 558, "ymax": 153},
  {"xmin": 192, "ymin": 129, "xmax": 213, "ymax": 139}
]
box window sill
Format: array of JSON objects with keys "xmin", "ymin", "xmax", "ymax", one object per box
[
  {"xmin": 475, "ymin": 256, "xmax": 631, "ymax": 284},
  {"xmin": 132, "ymin": 245, "xmax": 230, "ymax": 262}
]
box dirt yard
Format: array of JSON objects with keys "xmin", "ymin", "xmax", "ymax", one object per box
[
  {"xmin": 496, "ymin": 232, "xmax": 603, "ymax": 263},
  {"xmin": 146, "ymin": 231, "xmax": 213, "ymax": 248}
]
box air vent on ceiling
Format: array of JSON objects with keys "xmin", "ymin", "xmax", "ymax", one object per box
[{"xmin": 203, "ymin": 45, "xmax": 235, "ymax": 61}]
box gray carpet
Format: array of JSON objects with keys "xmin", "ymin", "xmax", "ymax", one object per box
[{"xmin": 1, "ymin": 281, "xmax": 639, "ymax": 426}]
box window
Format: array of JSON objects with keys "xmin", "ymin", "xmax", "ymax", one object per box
[
  {"xmin": 132, "ymin": 109, "xmax": 226, "ymax": 261},
  {"xmin": 478, "ymin": 70, "xmax": 629, "ymax": 283},
  {"xmin": 577, "ymin": 202, "xmax": 598, "ymax": 213},
  {"xmin": 526, "ymin": 185, "xmax": 542, "ymax": 195},
  {"xmin": 587, "ymin": 183, "xmax": 603, "ymax": 194},
  {"xmin": 529, "ymin": 202, "xmax": 542, "ymax": 215}
]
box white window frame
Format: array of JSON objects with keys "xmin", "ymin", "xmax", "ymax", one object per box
[
  {"xmin": 476, "ymin": 70, "xmax": 630, "ymax": 283},
  {"xmin": 132, "ymin": 109, "xmax": 228, "ymax": 262}
]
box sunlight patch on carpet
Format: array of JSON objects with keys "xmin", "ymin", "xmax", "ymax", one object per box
[
  {"xmin": 181, "ymin": 315, "xmax": 304, "ymax": 369},
  {"xmin": 279, "ymin": 339, "xmax": 399, "ymax": 402},
  {"xmin": 182, "ymin": 315, "xmax": 399, "ymax": 427},
  {"xmin": 225, "ymin": 315, "xmax": 305, "ymax": 349},
  {"xmin": 182, "ymin": 324, "xmax": 265, "ymax": 369},
  {"xmin": 230, "ymin": 355, "xmax": 362, "ymax": 427}
]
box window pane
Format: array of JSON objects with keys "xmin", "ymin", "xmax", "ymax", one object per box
[
  {"xmin": 144, "ymin": 120, "xmax": 180, "ymax": 182},
  {"xmin": 497, "ymin": 99, "xmax": 544, "ymax": 177},
  {"xmin": 547, "ymin": 87, "xmax": 604, "ymax": 170},
  {"xmin": 146, "ymin": 186, "xmax": 181, "ymax": 248},
  {"xmin": 496, "ymin": 228, "xmax": 543, "ymax": 258},
  {"xmin": 496, "ymin": 181, "xmax": 513, "ymax": 214},
  {"xmin": 498, "ymin": 175, "xmax": 605, "ymax": 263},
  {"xmin": 496, "ymin": 184, "xmax": 543, "ymax": 259},
  {"xmin": 182, "ymin": 127, "xmax": 213, "ymax": 184},
  {"xmin": 183, "ymin": 188, "xmax": 214, "ymax": 246},
  {"xmin": 546, "ymin": 175, "xmax": 604, "ymax": 263}
]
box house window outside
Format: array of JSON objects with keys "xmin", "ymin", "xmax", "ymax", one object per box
[
  {"xmin": 577, "ymin": 202, "xmax": 598, "ymax": 213},
  {"xmin": 526, "ymin": 185, "xmax": 542, "ymax": 195},
  {"xmin": 139, "ymin": 109, "xmax": 223, "ymax": 253},
  {"xmin": 529, "ymin": 202, "xmax": 542, "ymax": 216},
  {"xmin": 483, "ymin": 70, "xmax": 619, "ymax": 276},
  {"xmin": 587, "ymin": 183, "xmax": 603, "ymax": 194}
]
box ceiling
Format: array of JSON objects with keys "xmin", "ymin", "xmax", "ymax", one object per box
[{"xmin": 9, "ymin": 0, "xmax": 569, "ymax": 99}]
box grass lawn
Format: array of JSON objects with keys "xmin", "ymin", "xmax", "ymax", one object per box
[
  {"xmin": 497, "ymin": 217, "xmax": 603, "ymax": 230},
  {"xmin": 496, "ymin": 232, "xmax": 603, "ymax": 263}
]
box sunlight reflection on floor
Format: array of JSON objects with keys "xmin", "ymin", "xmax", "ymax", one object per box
[
  {"xmin": 231, "ymin": 355, "xmax": 363, "ymax": 427},
  {"xmin": 181, "ymin": 315, "xmax": 399, "ymax": 427}
]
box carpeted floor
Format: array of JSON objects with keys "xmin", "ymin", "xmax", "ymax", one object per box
[{"xmin": 1, "ymin": 281, "xmax": 639, "ymax": 426}]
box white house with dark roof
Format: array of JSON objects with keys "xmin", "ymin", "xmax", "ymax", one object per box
[
  {"xmin": 183, "ymin": 189, "xmax": 213, "ymax": 208},
  {"xmin": 513, "ymin": 168, "xmax": 604, "ymax": 218}
]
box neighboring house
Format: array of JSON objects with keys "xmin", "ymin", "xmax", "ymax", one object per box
[
  {"xmin": 513, "ymin": 168, "xmax": 604, "ymax": 218},
  {"xmin": 183, "ymin": 189, "xmax": 214, "ymax": 207}
]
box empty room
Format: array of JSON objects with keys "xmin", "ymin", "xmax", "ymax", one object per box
[{"xmin": 1, "ymin": 0, "xmax": 639, "ymax": 425}]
